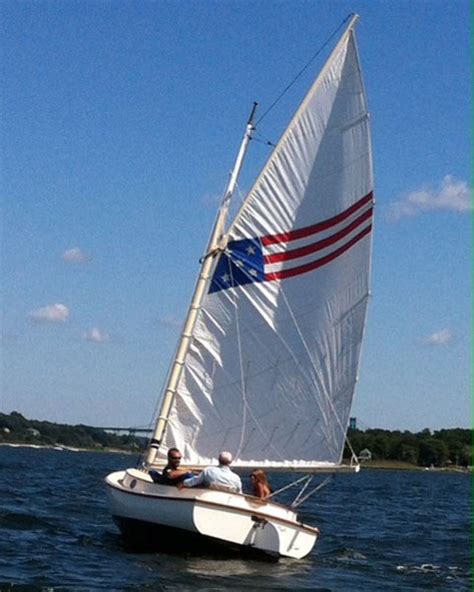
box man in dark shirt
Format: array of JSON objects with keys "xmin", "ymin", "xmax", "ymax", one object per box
[{"xmin": 149, "ymin": 448, "xmax": 191, "ymax": 485}]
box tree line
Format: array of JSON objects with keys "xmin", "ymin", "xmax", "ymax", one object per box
[
  {"xmin": 1, "ymin": 412, "xmax": 471, "ymax": 467},
  {"xmin": 0, "ymin": 411, "xmax": 147, "ymax": 452},
  {"xmin": 343, "ymin": 427, "xmax": 471, "ymax": 467}
]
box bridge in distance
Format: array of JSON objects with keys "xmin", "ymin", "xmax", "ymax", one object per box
[
  {"xmin": 100, "ymin": 418, "xmax": 360, "ymax": 436},
  {"xmin": 98, "ymin": 426, "xmax": 153, "ymax": 436}
]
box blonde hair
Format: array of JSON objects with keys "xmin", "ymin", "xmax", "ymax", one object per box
[{"xmin": 250, "ymin": 469, "xmax": 271, "ymax": 488}]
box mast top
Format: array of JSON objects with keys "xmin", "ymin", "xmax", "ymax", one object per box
[{"xmin": 247, "ymin": 102, "xmax": 258, "ymax": 127}]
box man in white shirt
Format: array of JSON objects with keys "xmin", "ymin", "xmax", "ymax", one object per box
[{"xmin": 178, "ymin": 451, "xmax": 242, "ymax": 494}]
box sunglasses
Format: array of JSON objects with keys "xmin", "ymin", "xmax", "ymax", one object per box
[{"xmin": 170, "ymin": 456, "xmax": 182, "ymax": 460}]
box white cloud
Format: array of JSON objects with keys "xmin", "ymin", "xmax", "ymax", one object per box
[
  {"xmin": 83, "ymin": 327, "xmax": 110, "ymax": 343},
  {"xmin": 423, "ymin": 328, "xmax": 453, "ymax": 346},
  {"xmin": 389, "ymin": 175, "xmax": 472, "ymax": 220},
  {"xmin": 62, "ymin": 247, "xmax": 89, "ymax": 264},
  {"xmin": 29, "ymin": 304, "xmax": 70, "ymax": 323}
]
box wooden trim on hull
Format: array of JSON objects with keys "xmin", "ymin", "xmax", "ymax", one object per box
[{"xmin": 113, "ymin": 515, "xmax": 280, "ymax": 560}]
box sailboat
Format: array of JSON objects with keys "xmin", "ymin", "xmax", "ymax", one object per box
[{"xmin": 106, "ymin": 14, "xmax": 373, "ymax": 560}]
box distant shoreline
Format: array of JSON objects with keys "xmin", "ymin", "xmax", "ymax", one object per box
[
  {"xmin": 359, "ymin": 459, "xmax": 471, "ymax": 473},
  {"xmin": 3, "ymin": 412, "xmax": 470, "ymax": 470},
  {"xmin": 0, "ymin": 442, "xmax": 136, "ymax": 455},
  {"xmin": 1, "ymin": 443, "xmax": 470, "ymax": 473}
]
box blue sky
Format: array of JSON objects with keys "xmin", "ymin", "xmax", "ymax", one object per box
[{"xmin": 2, "ymin": 1, "xmax": 471, "ymax": 432}]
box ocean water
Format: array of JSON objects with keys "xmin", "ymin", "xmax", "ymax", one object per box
[{"xmin": 0, "ymin": 446, "xmax": 471, "ymax": 591}]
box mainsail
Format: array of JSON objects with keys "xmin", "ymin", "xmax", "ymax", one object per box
[{"xmin": 159, "ymin": 25, "xmax": 373, "ymax": 469}]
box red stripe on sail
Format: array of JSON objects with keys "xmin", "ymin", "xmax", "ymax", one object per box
[
  {"xmin": 261, "ymin": 191, "xmax": 373, "ymax": 247},
  {"xmin": 264, "ymin": 207, "xmax": 373, "ymax": 265},
  {"xmin": 265, "ymin": 225, "xmax": 372, "ymax": 281}
]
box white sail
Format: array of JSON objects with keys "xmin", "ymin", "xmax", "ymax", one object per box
[{"xmin": 160, "ymin": 27, "xmax": 373, "ymax": 469}]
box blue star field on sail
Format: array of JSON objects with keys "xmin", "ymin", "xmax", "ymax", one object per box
[{"xmin": 209, "ymin": 238, "xmax": 265, "ymax": 293}]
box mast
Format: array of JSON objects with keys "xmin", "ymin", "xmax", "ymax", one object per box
[{"xmin": 145, "ymin": 103, "xmax": 258, "ymax": 466}]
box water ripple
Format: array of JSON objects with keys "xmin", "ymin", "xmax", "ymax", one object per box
[{"xmin": 0, "ymin": 448, "xmax": 471, "ymax": 591}]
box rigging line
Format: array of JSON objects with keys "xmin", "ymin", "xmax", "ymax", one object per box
[
  {"xmin": 267, "ymin": 474, "xmax": 312, "ymax": 499},
  {"xmin": 252, "ymin": 132, "xmax": 277, "ymax": 148},
  {"xmin": 222, "ymin": 181, "xmax": 247, "ymax": 236},
  {"xmin": 278, "ymin": 285, "xmax": 359, "ymax": 465},
  {"xmin": 291, "ymin": 475, "xmax": 313, "ymax": 507},
  {"xmin": 255, "ymin": 13, "xmax": 355, "ymax": 126},
  {"xmin": 234, "ymin": 182, "xmax": 248, "ymax": 213},
  {"xmin": 227, "ymin": 261, "xmax": 249, "ymax": 460},
  {"xmin": 253, "ymin": 137, "xmax": 276, "ymax": 147},
  {"xmin": 222, "ymin": 265, "xmax": 285, "ymax": 461},
  {"xmin": 291, "ymin": 474, "xmax": 334, "ymax": 508},
  {"xmin": 227, "ymin": 291, "xmax": 283, "ymax": 460},
  {"xmin": 219, "ymin": 254, "xmax": 319, "ymax": 454},
  {"xmin": 218, "ymin": 251, "xmax": 358, "ymax": 465},
  {"xmin": 223, "ymin": 252, "xmax": 310, "ymax": 377}
]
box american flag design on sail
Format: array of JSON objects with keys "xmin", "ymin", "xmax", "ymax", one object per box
[{"xmin": 209, "ymin": 192, "xmax": 373, "ymax": 294}]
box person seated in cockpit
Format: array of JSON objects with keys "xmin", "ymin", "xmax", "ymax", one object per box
[{"xmin": 149, "ymin": 448, "xmax": 192, "ymax": 485}]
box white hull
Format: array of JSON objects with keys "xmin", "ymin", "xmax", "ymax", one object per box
[{"xmin": 106, "ymin": 469, "xmax": 318, "ymax": 559}]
